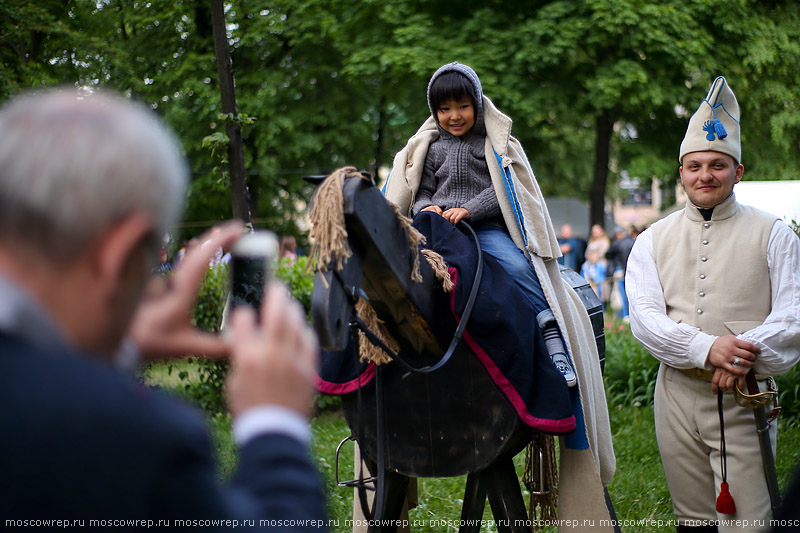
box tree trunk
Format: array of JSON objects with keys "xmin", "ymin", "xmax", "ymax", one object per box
[
  {"xmin": 590, "ymin": 109, "xmax": 614, "ymax": 228},
  {"xmin": 210, "ymin": 0, "xmax": 250, "ymax": 224}
]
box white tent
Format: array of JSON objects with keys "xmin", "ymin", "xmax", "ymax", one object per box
[{"xmin": 734, "ymin": 180, "xmax": 800, "ymax": 225}]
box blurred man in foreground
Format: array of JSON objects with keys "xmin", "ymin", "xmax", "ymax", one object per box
[{"xmin": 0, "ymin": 91, "xmax": 327, "ymax": 530}]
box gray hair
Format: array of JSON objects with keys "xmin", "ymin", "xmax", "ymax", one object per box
[{"xmin": 0, "ymin": 90, "xmax": 187, "ymax": 261}]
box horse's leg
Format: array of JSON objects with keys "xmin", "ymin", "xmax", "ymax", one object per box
[
  {"xmin": 351, "ymin": 447, "xmax": 412, "ymax": 533},
  {"xmin": 459, "ymin": 472, "xmax": 487, "ymax": 533},
  {"xmin": 363, "ymin": 470, "xmax": 409, "ymax": 533},
  {"xmin": 482, "ymin": 457, "xmax": 529, "ymax": 533}
]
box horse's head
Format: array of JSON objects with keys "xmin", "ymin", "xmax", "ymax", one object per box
[{"xmin": 307, "ymin": 168, "xmax": 441, "ymax": 356}]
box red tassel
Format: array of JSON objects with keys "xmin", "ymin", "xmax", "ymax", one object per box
[{"xmin": 716, "ymin": 482, "xmax": 736, "ymax": 514}]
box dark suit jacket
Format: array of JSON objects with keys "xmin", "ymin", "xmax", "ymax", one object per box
[{"xmin": 0, "ymin": 332, "xmax": 328, "ymax": 531}]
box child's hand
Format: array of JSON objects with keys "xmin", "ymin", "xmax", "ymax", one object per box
[
  {"xmin": 443, "ymin": 207, "xmax": 470, "ymax": 225},
  {"xmin": 422, "ymin": 205, "xmax": 444, "ymax": 216}
]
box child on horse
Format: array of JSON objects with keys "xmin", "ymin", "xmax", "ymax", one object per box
[
  {"xmin": 394, "ymin": 62, "xmax": 577, "ymax": 387},
  {"xmin": 383, "ymin": 61, "xmax": 616, "ymax": 528}
]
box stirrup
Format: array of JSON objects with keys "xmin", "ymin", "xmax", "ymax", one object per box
[{"xmin": 334, "ymin": 435, "xmax": 376, "ymax": 489}]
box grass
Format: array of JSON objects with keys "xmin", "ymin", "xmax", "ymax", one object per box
[
  {"xmin": 140, "ymin": 359, "xmax": 204, "ymax": 390},
  {"xmin": 194, "ymin": 406, "xmax": 800, "ymax": 533},
  {"xmin": 142, "ymin": 323, "xmax": 800, "ymax": 532},
  {"xmin": 604, "ymin": 406, "xmax": 672, "ymax": 525}
]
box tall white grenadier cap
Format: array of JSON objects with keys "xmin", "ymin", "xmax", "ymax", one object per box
[{"xmin": 679, "ymin": 76, "xmax": 741, "ymax": 164}]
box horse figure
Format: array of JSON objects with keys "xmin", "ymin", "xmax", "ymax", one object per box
[{"xmin": 310, "ymin": 168, "xmax": 612, "ymax": 533}]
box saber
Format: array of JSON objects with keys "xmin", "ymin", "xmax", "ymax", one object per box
[
  {"xmin": 738, "ymin": 374, "xmax": 782, "ymax": 513},
  {"xmin": 754, "ymin": 404, "xmax": 782, "ymax": 512}
]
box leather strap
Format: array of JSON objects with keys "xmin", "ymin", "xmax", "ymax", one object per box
[{"xmin": 745, "ymin": 370, "xmax": 760, "ymax": 395}]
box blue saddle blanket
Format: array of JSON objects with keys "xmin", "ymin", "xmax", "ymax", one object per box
[{"xmin": 315, "ymin": 212, "xmax": 575, "ymax": 435}]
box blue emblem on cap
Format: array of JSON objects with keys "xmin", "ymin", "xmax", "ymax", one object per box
[
  {"xmin": 703, "ymin": 120, "xmax": 716, "ymax": 140},
  {"xmin": 702, "ymin": 117, "xmax": 728, "ymax": 141}
]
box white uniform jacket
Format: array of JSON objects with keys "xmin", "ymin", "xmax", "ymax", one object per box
[{"xmin": 626, "ymin": 199, "xmax": 800, "ymax": 375}]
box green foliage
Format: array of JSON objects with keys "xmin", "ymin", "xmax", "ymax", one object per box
[
  {"xmin": 208, "ymin": 413, "xmax": 237, "ymax": 481},
  {"xmin": 279, "ymin": 402, "xmax": 800, "ymax": 531},
  {"xmin": 201, "ymin": 131, "xmax": 231, "ymax": 159},
  {"xmin": 178, "ymin": 262, "xmax": 231, "ymax": 415},
  {"xmin": 139, "ymin": 264, "xmax": 230, "ymax": 414},
  {"xmin": 156, "ymin": 254, "xmax": 335, "ymax": 415},
  {"xmin": 275, "ymin": 255, "xmax": 342, "ymax": 413},
  {"xmin": 776, "ymin": 365, "xmax": 800, "ymax": 426},
  {"xmin": 191, "ymin": 262, "xmax": 229, "ymax": 332},
  {"xmin": 603, "ymin": 319, "xmax": 800, "ymax": 430},
  {"xmin": 603, "ymin": 323, "xmax": 660, "ymax": 407},
  {"xmin": 182, "ymin": 357, "xmax": 230, "ymax": 416},
  {"xmin": 276, "ymin": 255, "xmax": 314, "ymax": 312},
  {"xmin": 201, "ymin": 130, "xmax": 232, "ymax": 187},
  {"xmin": 314, "ymin": 394, "xmax": 343, "ymax": 416},
  {"xmin": 4, "ymin": 1, "xmax": 800, "ymax": 236}
]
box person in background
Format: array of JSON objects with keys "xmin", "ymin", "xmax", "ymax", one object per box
[
  {"xmin": 558, "ymin": 223, "xmax": 586, "ymax": 273},
  {"xmin": 279, "ymin": 235, "xmax": 298, "ymax": 265},
  {"xmin": 627, "ymin": 76, "xmax": 800, "ymax": 532},
  {"xmin": 172, "ymin": 242, "xmax": 187, "ymax": 268},
  {"xmin": 586, "ymin": 224, "xmax": 611, "ymax": 307},
  {"xmin": 586, "ymin": 223, "xmax": 611, "ymax": 257},
  {"xmin": 580, "ymin": 248, "xmax": 607, "ymax": 305},
  {"xmin": 605, "ymin": 226, "xmax": 634, "ymax": 321},
  {"xmin": 0, "ymin": 90, "xmax": 327, "ymax": 530},
  {"xmin": 154, "ymin": 248, "xmax": 172, "ymax": 275}
]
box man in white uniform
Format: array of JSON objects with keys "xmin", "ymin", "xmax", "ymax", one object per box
[{"xmin": 626, "ymin": 76, "xmax": 800, "ymax": 532}]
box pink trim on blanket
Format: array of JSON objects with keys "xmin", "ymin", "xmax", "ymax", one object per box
[
  {"xmin": 448, "ymin": 267, "xmax": 576, "ymax": 434},
  {"xmin": 314, "ymin": 362, "xmax": 376, "ymax": 395}
]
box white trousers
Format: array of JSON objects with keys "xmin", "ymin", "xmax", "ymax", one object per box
[{"xmin": 654, "ymin": 364, "xmax": 776, "ymax": 532}]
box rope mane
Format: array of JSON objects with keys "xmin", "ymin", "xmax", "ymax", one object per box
[{"xmin": 308, "ymin": 166, "xmax": 453, "ymax": 365}]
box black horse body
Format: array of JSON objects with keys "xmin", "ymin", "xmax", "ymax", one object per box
[{"xmin": 311, "ymin": 174, "xmax": 606, "ymax": 529}]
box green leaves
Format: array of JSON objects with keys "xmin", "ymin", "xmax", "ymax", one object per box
[
  {"xmin": 276, "ymin": 256, "xmax": 314, "ymax": 314},
  {"xmin": 3, "ymin": 0, "xmax": 800, "ymax": 229},
  {"xmin": 604, "ymin": 322, "xmax": 660, "ymax": 407}
]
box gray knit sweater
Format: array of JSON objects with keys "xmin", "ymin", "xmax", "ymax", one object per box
[{"xmin": 411, "ymin": 63, "xmax": 501, "ymax": 223}]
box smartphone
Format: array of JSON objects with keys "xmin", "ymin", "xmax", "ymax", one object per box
[{"xmin": 229, "ymin": 230, "xmax": 278, "ymax": 319}]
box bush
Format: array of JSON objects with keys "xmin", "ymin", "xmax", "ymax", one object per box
[
  {"xmin": 603, "ymin": 320, "xmax": 800, "ymax": 426},
  {"xmin": 603, "ymin": 322, "xmax": 660, "ymax": 407},
  {"xmin": 155, "ymin": 254, "xmax": 333, "ymax": 416},
  {"xmin": 277, "ymin": 255, "xmax": 314, "ymax": 313},
  {"xmin": 192, "ymin": 262, "xmax": 230, "ymax": 332},
  {"xmin": 171, "ymin": 262, "xmax": 231, "ymax": 415},
  {"xmin": 776, "ymin": 365, "xmax": 800, "ymax": 426},
  {"xmin": 278, "ymin": 256, "xmax": 343, "ymax": 414}
]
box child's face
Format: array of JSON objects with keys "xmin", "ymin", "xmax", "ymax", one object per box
[{"xmin": 435, "ymin": 97, "xmax": 475, "ymax": 137}]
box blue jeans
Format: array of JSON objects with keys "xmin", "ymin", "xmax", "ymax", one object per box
[
  {"xmin": 471, "ymin": 225, "xmax": 576, "ymax": 387},
  {"xmin": 468, "ymin": 226, "xmax": 550, "ymax": 315}
]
